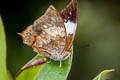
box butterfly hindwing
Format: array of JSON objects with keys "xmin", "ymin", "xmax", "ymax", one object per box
[
  {"xmin": 19, "ymin": 5, "xmax": 67, "ymax": 60},
  {"xmin": 32, "ymin": 5, "xmax": 67, "ymax": 58}
]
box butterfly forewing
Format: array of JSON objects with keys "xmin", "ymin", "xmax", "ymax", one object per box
[{"xmin": 60, "ymin": 0, "xmax": 78, "ymax": 51}]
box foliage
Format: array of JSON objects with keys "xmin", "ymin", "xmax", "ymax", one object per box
[
  {"xmin": 16, "ymin": 48, "xmax": 73, "ymax": 80},
  {"xmin": 0, "ymin": 16, "xmax": 7, "ymax": 80},
  {"xmin": 93, "ymin": 69, "xmax": 115, "ymax": 80}
]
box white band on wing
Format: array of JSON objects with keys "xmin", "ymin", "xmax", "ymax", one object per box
[{"xmin": 64, "ymin": 20, "xmax": 77, "ymax": 35}]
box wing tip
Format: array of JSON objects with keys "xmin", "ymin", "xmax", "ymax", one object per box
[{"xmin": 60, "ymin": 0, "xmax": 78, "ymax": 23}]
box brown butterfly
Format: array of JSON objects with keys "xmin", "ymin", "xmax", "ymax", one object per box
[{"xmin": 18, "ymin": 0, "xmax": 78, "ymax": 67}]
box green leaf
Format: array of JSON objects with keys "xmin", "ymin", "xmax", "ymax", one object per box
[
  {"xmin": 16, "ymin": 47, "xmax": 73, "ymax": 80},
  {"xmin": 93, "ymin": 69, "xmax": 115, "ymax": 80},
  {"xmin": 0, "ymin": 16, "xmax": 7, "ymax": 80},
  {"xmin": 7, "ymin": 71, "xmax": 13, "ymax": 80}
]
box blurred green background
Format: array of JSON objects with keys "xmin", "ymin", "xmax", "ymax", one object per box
[{"xmin": 0, "ymin": 0, "xmax": 120, "ymax": 79}]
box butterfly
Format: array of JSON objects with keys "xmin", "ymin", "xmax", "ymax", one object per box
[{"xmin": 18, "ymin": 0, "xmax": 78, "ymax": 67}]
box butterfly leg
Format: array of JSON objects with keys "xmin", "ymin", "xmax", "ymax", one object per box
[
  {"xmin": 47, "ymin": 58, "xmax": 52, "ymax": 63},
  {"xmin": 60, "ymin": 61, "xmax": 62, "ymax": 67}
]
